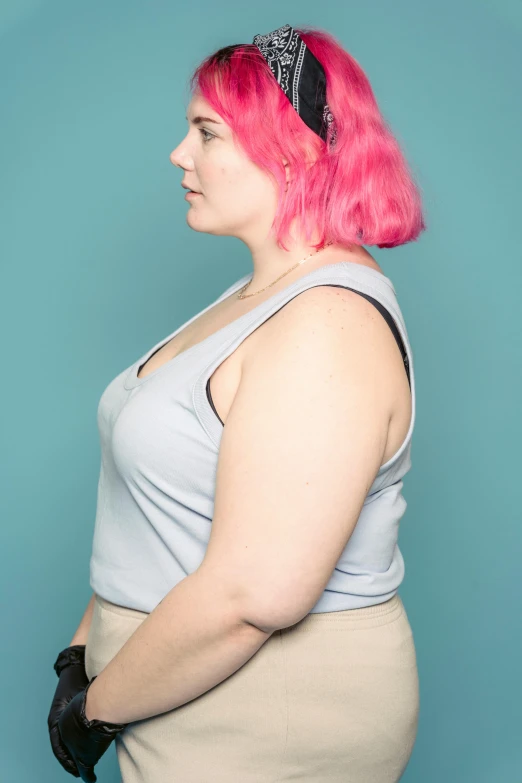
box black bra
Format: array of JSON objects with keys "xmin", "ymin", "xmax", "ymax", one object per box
[{"xmin": 206, "ymin": 285, "xmax": 410, "ymax": 426}]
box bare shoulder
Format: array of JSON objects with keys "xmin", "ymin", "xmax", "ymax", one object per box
[
  {"xmin": 243, "ymin": 282, "xmax": 400, "ymax": 373},
  {"xmin": 239, "ymin": 282, "xmax": 409, "ymax": 429},
  {"xmin": 268, "ymin": 283, "xmax": 385, "ymax": 329}
]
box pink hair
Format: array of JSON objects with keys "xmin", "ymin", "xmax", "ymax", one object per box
[{"xmin": 188, "ymin": 26, "xmax": 426, "ymax": 251}]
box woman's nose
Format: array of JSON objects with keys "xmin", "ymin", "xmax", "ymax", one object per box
[{"xmin": 170, "ymin": 138, "xmax": 193, "ymax": 167}]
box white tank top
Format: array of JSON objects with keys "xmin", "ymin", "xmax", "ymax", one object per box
[{"xmin": 89, "ymin": 261, "xmax": 416, "ymax": 613}]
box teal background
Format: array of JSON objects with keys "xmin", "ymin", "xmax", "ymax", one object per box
[{"xmin": 2, "ymin": 1, "xmax": 521, "ymax": 781}]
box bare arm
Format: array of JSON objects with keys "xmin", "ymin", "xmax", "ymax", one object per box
[{"xmin": 69, "ymin": 593, "xmax": 96, "ymax": 646}]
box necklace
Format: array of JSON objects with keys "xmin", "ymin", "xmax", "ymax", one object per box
[{"xmin": 236, "ymin": 241, "xmax": 334, "ymax": 299}]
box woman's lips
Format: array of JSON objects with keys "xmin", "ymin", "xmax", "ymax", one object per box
[{"xmin": 185, "ymin": 191, "xmax": 202, "ymax": 199}]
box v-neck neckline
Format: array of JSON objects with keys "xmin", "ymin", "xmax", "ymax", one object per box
[
  {"xmin": 123, "ymin": 273, "xmax": 251, "ymax": 390},
  {"xmin": 123, "ymin": 261, "xmax": 393, "ymax": 390}
]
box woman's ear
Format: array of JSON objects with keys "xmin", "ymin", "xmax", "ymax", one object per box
[
  {"xmin": 279, "ymin": 158, "xmax": 290, "ymax": 193},
  {"xmin": 282, "ymin": 146, "xmax": 318, "ymax": 189}
]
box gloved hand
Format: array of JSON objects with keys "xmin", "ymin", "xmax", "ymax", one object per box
[
  {"xmin": 57, "ymin": 675, "xmax": 128, "ymax": 783},
  {"xmin": 48, "ymin": 644, "xmax": 89, "ymax": 778}
]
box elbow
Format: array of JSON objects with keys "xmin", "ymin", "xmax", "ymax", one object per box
[
  {"xmin": 240, "ymin": 584, "xmax": 319, "ymax": 633},
  {"xmin": 195, "ymin": 562, "xmax": 318, "ymax": 634}
]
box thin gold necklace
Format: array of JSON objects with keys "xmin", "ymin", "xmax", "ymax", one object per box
[{"xmin": 236, "ymin": 241, "xmax": 334, "ymax": 299}]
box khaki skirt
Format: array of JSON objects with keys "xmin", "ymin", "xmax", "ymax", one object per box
[{"xmin": 85, "ymin": 591, "xmax": 419, "ymax": 783}]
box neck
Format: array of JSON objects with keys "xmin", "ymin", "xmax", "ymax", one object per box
[{"xmin": 243, "ymin": 239, "xmax": 374, "ymax": 295}]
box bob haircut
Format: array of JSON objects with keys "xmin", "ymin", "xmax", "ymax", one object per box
[{"xmin": 188, "ymin": 26, "xmax": 426, "ymax": 252}]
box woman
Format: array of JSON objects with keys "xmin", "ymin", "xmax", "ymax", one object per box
[{"xmin": 48, "ymin": 24, "xmax": 424, "ymax": 783}]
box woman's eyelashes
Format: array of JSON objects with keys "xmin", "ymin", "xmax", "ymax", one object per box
[{"xmin": 199, "ymin": 128, "xmax": 215, "ymax": 143}]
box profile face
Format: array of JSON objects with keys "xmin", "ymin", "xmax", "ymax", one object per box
[{"xmin": 169, "ymin": 92, "xmax": 279, "ymax": 242}]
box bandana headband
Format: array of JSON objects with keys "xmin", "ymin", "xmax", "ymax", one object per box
[{"xmin": 252, "ymin": 24, "xmax": 337, "ymax": 147}]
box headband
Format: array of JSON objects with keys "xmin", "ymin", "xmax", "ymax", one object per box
[{"xmin": 252, "ymin": 23, "xmax": 337, "ymax": 147}]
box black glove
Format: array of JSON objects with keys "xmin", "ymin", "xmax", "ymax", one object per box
[
  {"xmin": 48, "ymin": 644, "xmax": 90, "ymax": 778},
  {"xmin": 57, "ymin": 675, "xmax": 128, "ymax": 783}
]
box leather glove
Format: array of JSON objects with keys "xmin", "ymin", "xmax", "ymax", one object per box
[
  {"xmin": 57, "ymin": 674, "xmax": 128, "ymax": 783},
  {"xmin": 48, "ymin": 644, "xmax": 90, "ymax": 778}
]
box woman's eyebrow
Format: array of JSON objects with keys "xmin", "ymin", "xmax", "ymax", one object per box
[{"xmin": 185, "ymin": 115, "xmax": 222, "ymax": 125}]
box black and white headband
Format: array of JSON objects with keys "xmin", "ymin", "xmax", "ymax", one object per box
[{"xmin": 252, "ymin": 23, "xmax": 337, "ymax": 147}]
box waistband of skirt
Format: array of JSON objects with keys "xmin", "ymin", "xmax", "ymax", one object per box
[
  {"xmin": 283, "ymin": 593, "xmax": 405, "ymax": 632},
  {"xmin": 95, "ymin": 593, "xmax": 150, "ymax": 620},
  {"xmin": 95, "ymin": 592, "xmax": 405, "ymax": 628}
]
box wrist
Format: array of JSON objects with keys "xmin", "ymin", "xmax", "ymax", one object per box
[{"xmin": 82, "ymin": 676, "xmax": 127, "ymax": 732}]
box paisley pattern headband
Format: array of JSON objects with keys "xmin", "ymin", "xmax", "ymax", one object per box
[{"xmin": 252, "ymin": 23, "xmax": 337, "ymax": 147}]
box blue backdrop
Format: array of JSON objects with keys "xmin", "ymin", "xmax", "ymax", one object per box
[{"xmin": 2, "ymin": 1, "xmax": 520, "ymax": 781}]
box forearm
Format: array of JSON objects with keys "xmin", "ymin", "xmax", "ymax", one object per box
[
  {"xmin": 84, "ymin": 569, "xmax": 272, "ymax": 724},
  {"xmin": 69, "ymin": 592, "xmax": 96, "ymax": 646}
]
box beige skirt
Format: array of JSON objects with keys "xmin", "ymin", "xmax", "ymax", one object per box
[{"xmin": 85, "ymin": 591, "xmax": 419, "ymax": 783}]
